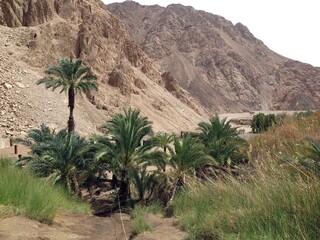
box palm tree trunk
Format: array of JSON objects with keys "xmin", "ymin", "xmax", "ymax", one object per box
[
  {"xmin": 119, "ymin": 170, "xmax": 130, "ymax": 206},
  {"xmin": 163, "ymin": 146, "xmax": 167, "ymax": 172},
  {"xmin": 68, "ymin": 87, "xmax": 75, "ymax": 132},
  {"xmin": 71, "ymin": 173, "xmax": 81, "ymax": 197},
  {"xmin": 111, "ymin": 174, "xmax": 118, "ymax": 189}
]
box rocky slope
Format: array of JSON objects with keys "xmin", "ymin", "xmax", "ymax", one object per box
[
  {"xmin": 108, "ymin": 1, "xmax": 320, "ymax": 113},
  {"xmin": 0, "ymin": 0, "xmax": 208, "ymax": 140}
]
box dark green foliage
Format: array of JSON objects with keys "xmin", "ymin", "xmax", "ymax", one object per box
[
  {"xmin": 37, "ymin": 57, "xmax": 98, "ymax": 132},
  {"xmin": 169, "ymin": 135, "xmax": 212, "ymax": 181},
  {"xmin": 130, "ymin": 169, "xmax": 160, "ymax": 202},
  {"xmin": 251, "ymin": 113, "xmax": 276, "ymax": 133},
  {"xmin": 15, "ymin": 124, "xmax": 68, "ymax": 167},
  {"xmin": 96, "ymin": 108, "xmax": 166, "ymax": 205},
  {"xmin": 15, "ymin": 125, "xmax": 90, "ymax": 195},
  {"xmin": 197, "ymin": 115, "xmax": 246, "ymax": 165},
  {"xmin": 197, "ymin": 115, "xmax": 238, "ymax": 145}
]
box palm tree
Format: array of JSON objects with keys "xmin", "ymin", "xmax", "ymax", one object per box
[
  {"xmin": 27, "ymin": 132, "xmax": 88, "ymax": 195},
  {"xmin": 167, "ymin": 135, "xmax": 212, "ymax": 204},
  {"xmin": 197, "ymin": 115, "xmax": 245, "ymax": 165},
  {"xmin": 15, "ymin": 124, "xmax": 68, "ymax": 166},
  {"xmin": 197, "ymin": 115, "xmax": 238, "ymax": 147},
  {"xmin": 153, "ymin": 132, "xmax": 173, "ymax": 171},
  {"xmin": 37, "ymin": 57, "xmax": 98, "ymax": 132},
  {"xmin": 99, "ymin": 108, "xmax": 166, "ymax": 205},
  {"xmin": 130, "ymin": 168, "xmax": 160, "ymax": 203}
]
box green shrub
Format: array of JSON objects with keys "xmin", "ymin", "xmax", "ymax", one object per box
[
  {"xmin": 0, "ymin": 158, "xmax": 89, "ymax": 223},
  {"xmin": 251, "ymin": 113, "xmax": 276, "ymax": 133}
]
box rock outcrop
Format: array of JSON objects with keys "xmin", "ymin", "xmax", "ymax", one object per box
[{"xmin": 108, "ymin": 1, "xmax": 320, "ymax": 112}]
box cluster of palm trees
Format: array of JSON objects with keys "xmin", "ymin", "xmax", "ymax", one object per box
[
  {"xmin": 16, "ymin": 110, "xmax": 246, "ymax": 207},
  {"xmin": 15, "ymin": 57, "xmax": 246, "ymax": 208}
]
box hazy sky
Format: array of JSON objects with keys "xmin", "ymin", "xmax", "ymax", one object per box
[{"xmin": 103, "ymin": 0, "xmax": 320, "ymax": 67}]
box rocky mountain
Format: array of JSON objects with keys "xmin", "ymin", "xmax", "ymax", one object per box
[
  {"xmin": 0, "ymin": 0, "xmax": 208, "ymax": 139},
  {"xmin": 108, "ymin": 1, "xmax": 320, "ymax": 113}
]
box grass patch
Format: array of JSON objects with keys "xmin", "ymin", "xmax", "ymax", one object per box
[
  {"xmin": 173, "ymin": 167, "xmax": 320, "ymax": 239},
  {"xmin": 173, "ymin": 161, "xmax": 320, "ymax": 239},
  {"xmin": 0, "ymin": 157, "xmax": 90, "ymax": 223},
  {"xmin": 131, "ymin": 204, "xmax": 163, "ymax": 235}
]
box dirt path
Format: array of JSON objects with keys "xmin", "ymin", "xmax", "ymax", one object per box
[
  {"xmin": 133, "ymin": 214, "xmax": 186, "ymax": 240},
  {"xmin": 0, "ymin": 212, "xmax": 131, "ymax": 240}
]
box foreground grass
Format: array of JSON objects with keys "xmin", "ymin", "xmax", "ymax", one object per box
[
  {"xmin": 0, "ymin": 158, "xmax": 90, "ymax": 223},
  {"xmin": 131, "ymin": 204, "xmax": 163, "ymax": 235},
  {"xmin": 173, "ymin": 165, "xmax": 320, "ymax": 240}
]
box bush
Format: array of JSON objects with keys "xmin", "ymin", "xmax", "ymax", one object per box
[
  {"xmin": 251, "ymin": 113, "xmax": 276, "ymax": 133},
  {"xmin": 0, "ymin": 158, "xmax": 89, "ymax": 223}
]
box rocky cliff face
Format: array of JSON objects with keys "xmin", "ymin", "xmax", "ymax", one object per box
[
  {"xmin": 0, "ymin": 0, "xmax": 208, "ymax": 138},
  {"xmin": 108, "ymin": 1, "xmax": 320, "ymax": 112}
]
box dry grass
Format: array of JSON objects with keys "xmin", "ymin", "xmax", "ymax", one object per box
[{"xmin": 249, "ymin": 111, "xmax": 320, "ymax": 163}]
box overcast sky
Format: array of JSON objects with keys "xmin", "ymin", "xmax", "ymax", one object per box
[{"xmin": 103, "ymin": 0, "xmax": 320, "ymax": 67}]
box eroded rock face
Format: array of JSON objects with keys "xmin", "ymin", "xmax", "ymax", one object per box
[
  {"xmin": 108, "ymin": 65, "xmax": 131, "ymax": 95},
  {"xmin": 0, "ymin": 0, "xmax": 55, "ymax": 27},
  {"xmin": 161, "ymin": 71, "xmax": 178, "ymax": 93}
]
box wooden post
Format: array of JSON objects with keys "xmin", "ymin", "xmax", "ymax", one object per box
[
  {"xmin": 14, "ymin": 145, "xmax": 18, "ymax": 154},
  {"xmin": 10, "ymin": 138, "xmax": 13, "ymax": 146}
]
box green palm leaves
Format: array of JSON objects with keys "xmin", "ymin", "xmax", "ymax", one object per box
[
  {"xmin": 169, "ymin": 136, "xmax": 211, "ymax": 180},
  {"xmin": 95, "ymin": 109, "xmax": 166, "ymax": 205},
  {"xmin": 37, "ymin": 57, "xmax": 98, "ymax": 132},
  {"xmin": 197, "ymin": 115, "xmax": 246, "ymax": 165},
  {"xmin": 17, "ymin": 127, "xmax": 87, "ymax": 195}
]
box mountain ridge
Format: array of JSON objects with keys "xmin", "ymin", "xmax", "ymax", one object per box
[{"xmin": 107, "ymin": 1, "xmax": 320, "ymax": 112}]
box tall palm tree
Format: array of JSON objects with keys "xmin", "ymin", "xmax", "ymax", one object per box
[
  {"xmin": 99, "ymin": 108, "xmax": 165, "ymax": 205},
  {"xmin": 37, "ymin": 57, "xmax": 98, "ymax": 132}
]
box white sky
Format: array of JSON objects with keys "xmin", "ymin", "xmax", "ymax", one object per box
[{"xmin": 103, "ymin": 0, "xmax": 320, "ymax": 67}]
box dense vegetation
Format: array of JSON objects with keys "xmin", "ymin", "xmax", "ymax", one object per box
[
  {"xmin": 15, "ymin": 110, "xmax": 246, "ymax": 209},
  {"xmin": 7, "ymin": 106, "xmax": 320, "ymax": 239}
]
